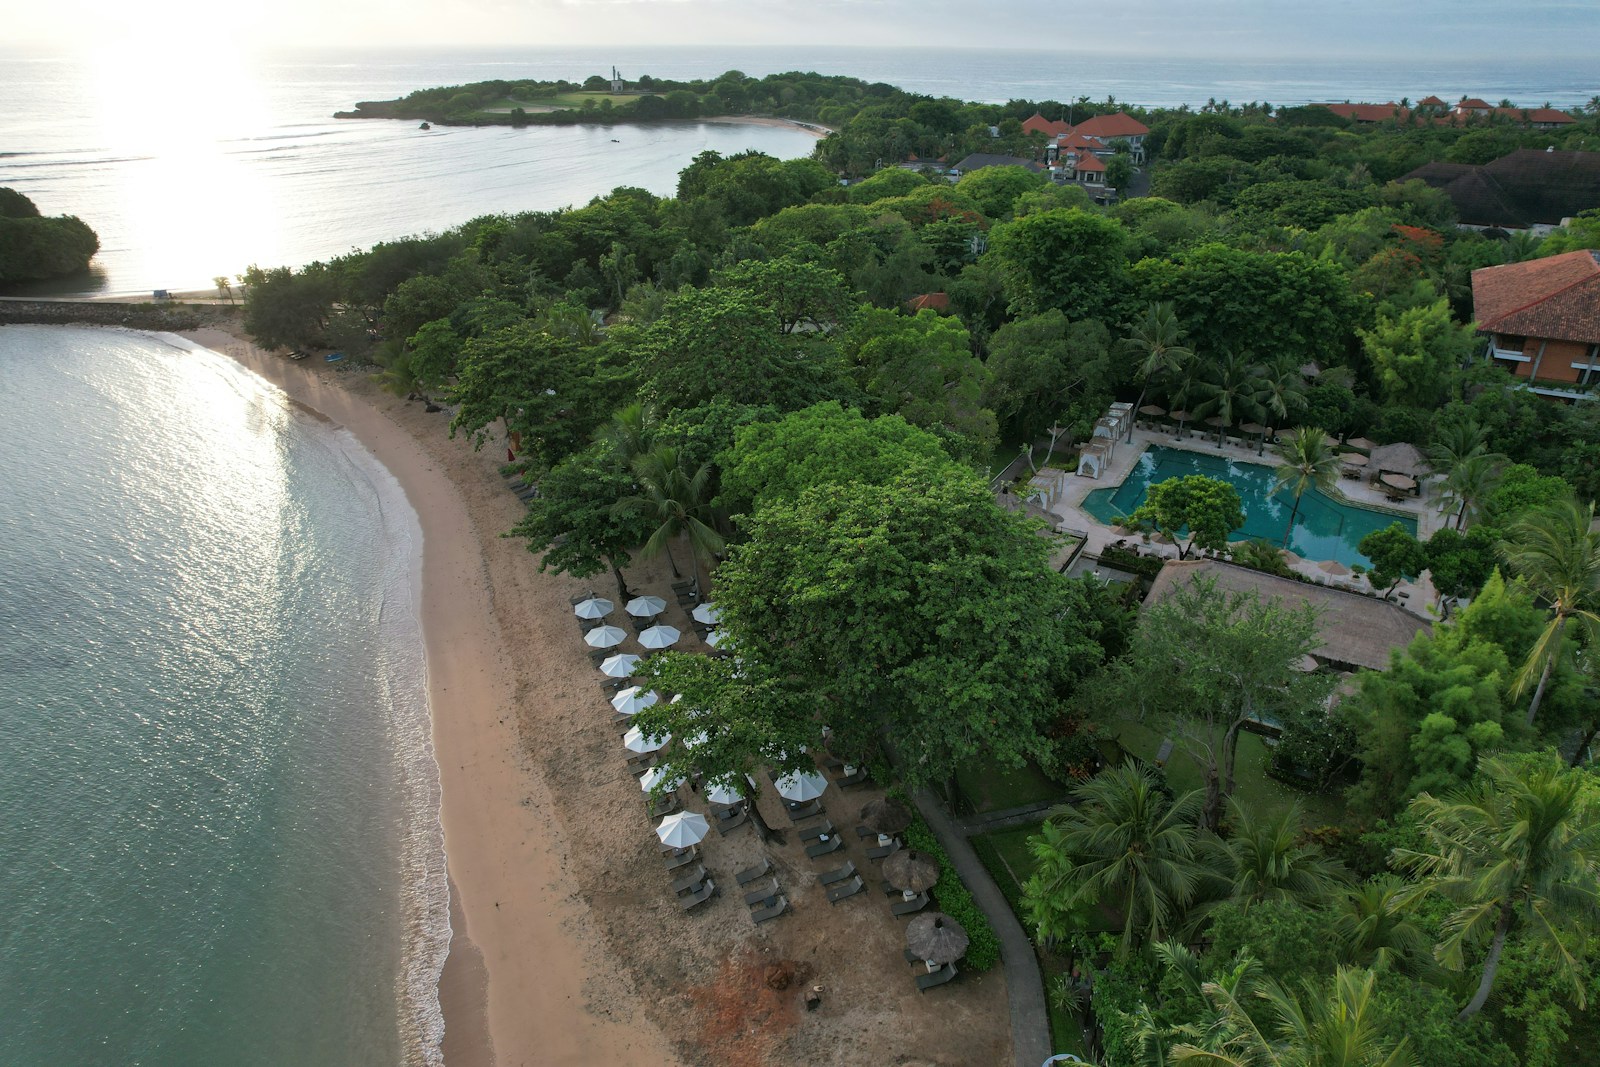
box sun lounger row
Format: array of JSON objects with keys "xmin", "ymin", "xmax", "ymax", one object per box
[{"xmin": 902, "ymin": 949, "xmax": 960, "ymax": 991}]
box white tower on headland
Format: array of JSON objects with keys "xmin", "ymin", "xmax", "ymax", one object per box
[{"xmin": 610, "ymin": 67, "xmax": 624, "ymax": 93}]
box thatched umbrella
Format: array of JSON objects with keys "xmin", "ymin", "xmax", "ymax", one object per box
[
  {"xmin": 906, "ymin": 913, "xmax": 969, "ymax": 965},
  {"xmin": 859, "ymin": 797, "xmax": 913, "ymax": 839},
  {"xmin": 883, "ymin": 849, "xmax": 941, "ymax": 900},
  {"xmin": 1344, "ymin": 436, "xmax": 1377, "ymax": 452},
  {"xmin": 1369, "ymin": 442, "xmax": 1426, "ymax": 478}
]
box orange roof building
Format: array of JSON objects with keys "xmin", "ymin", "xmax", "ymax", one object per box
[
  {"xmin": 1473, "ymin": 250, "xmax": 1600, "ymax": 400},
  {"xmin": 1071, "ymin": 113, "xmax": 1150, "ymax": 140},
  {"xmin": 1021, "ymin": 112, "xmax": 1071, "ymax": 138}
]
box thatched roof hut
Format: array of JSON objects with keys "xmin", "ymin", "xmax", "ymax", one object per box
[
  {"xmin": 1368, "ymin": 442, "xmax": 1426, "ymax": 478},
  {"xmin": 1143, "ymin": 560, "xmax": 1430, "ymax": 673}
]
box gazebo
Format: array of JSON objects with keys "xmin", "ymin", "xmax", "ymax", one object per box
[{"xmin": 1367, "ymin": 443, "xmax": 1426, "ymax": 496}]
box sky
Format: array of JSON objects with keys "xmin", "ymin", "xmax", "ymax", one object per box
[{"xmin": 8, "ymin": 0, "xmax": 1600, "ymax": 58}]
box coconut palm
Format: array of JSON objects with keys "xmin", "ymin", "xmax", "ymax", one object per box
[
  {"xmin": 1271, "ymin": 428, "xmax": 1340, "ymax": 550},
  {"xmin": 1252, "ymin": 357, "xmax": 1308, "ymax": 456},
  {"xmin": 1169, "ymin": 966, "xmax": 1415, "ymax": 1066},
  {"xmin": 1498, "ymin": 498, "xmax": 1600, "ymax": 725},
  {"xmin": 1436, "ymin": 452, "xmax": 1505, "ymax": 531},
  {"xmin": 1196, "ymin": 351, "xmax": 1261, "ymax": 447},
  {"xmin": 1023, "ymin": 764, "xmax": 1214, "ymax": 956},
  {"xmin": 1120, "ymin": 302, "xmax": 1194, "ymax": 441},
  {"xmin": 1127, "ymin": 942, "xmax": 1264, "ymax": 1065},
  {"xmin": 1393, "ymin": 753, "xmax": 1600, "ymax": 1021},
  {"xmin": 1333, "ymin": 875, "xmax": 1431, "ymax": 974},
  {"xmin": 596, "ymin": 401, "xmax": 656, "ymax": 466},
  {"xmin": 1212, "ymin": 800, "xmax": 1348, "ymax": 913},
  {"xmin": 622, "ymin": 445, "xmax": 725, "ymax": 593}
]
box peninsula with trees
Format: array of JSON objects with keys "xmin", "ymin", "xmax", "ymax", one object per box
[{"xmin": 0, "ymin": 188, "xmax": 99, "ymax": 284}]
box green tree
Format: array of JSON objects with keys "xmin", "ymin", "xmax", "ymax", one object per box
[
  {"xmin": 1358, "ymin": 298, "xmax": 1475, "ymax": 408},
  {"xmin": 212, "ymin": 275, "xmax": 233, "ymax": 303},
  {"xmin": 1498, "ymin": 498, "xmax": 1600, "ymax": 725},
  {"xmin": 1119, "ymin": 302, "xmax": 1194, "ymax": 443},
  {"xmin": 1131, "ymin": 474, "xmax": 1245, "ymax": 560},
  {"xmin": 1424, "ymin": 526, "xmax": 1500, "ymax": 609},
  {"xmin": 712, "ymin": 255, "xmax": 859, "ymax": 334},
  {"xmin": 621, "ymin": 445, "xmax": 725, "ymax": 592},
  {"xmin": 953, "ymin": 164, "xmax": 1048, "ymax": 221},
  {"xmin": 1436, "ymin": 453, "xmax": 1506, "ymax": 531},
  {"xmin": 1212, "ymin": 801, "xmax": 1349, "ymax": 913},
  {"xmin": 986, "ymin": 206, "xmax": 1130, "ymax": 319},
  {"xmin": 843, "ymin": 306, "xmax": 996, "ymax": 459},
  {"xmin": 1271, "ymin": 427, "xmax": 1340, "ymax": 549},
  {"xmin": 1253, "ymin": 357, "xmax": 1309, "ymax": 455},
  {"xmin": 1024, "ymin": 765, "xmax": 1213, "ymax": 954},
  {"xmin": 1358, "ymin": 523, "xmax": 1426, "ymax": 599},
  {"xmin": 506, "ymin": 444, "xmax": 654, "ymax": 599},
  {"xmin": 713, "ymin": 473, "xmax": 1103, "ymax": 783},
  {"xmin": 1196, "ymin": 351, "xmax": 1263, "ymax": 446},
  {"xmin": 1334, "ymin": 876, "xmax": 1432, "ymax": 974},
  {"xmin": 1394, "ymin": 753, "xmax": 1600, "ymax": 1020},
  {"xmin": 984, "ymin": 311, "xmax": 1113, "ymax": 442}
]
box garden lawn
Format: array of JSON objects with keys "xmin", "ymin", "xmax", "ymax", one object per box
[{"xmin": 955, "ymin": 755, "xmax": 1066, "ymax": 814}]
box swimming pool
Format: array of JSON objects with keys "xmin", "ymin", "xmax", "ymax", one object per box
[{"xmin": 1081, "ymin": 446, "xmax": 1416, "ymax": 568}]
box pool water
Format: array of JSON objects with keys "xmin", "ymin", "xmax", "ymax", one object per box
[{"xmin": 1081, "ymin": 446, "xmax": 1416, "ymax": 568}]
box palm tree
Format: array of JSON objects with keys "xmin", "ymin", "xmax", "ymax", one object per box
[
  {"xmin": 1333, "ymin": 875, "xmax": 1431, "ymax": 974},
  {"xmin": 1170, "ymin": 967, "xmax": 1414, "ymax": 1066},
  {"xmin": 1436, "ymin": 452, "xmax": 1505, "ymax": 531},
  {"xmin": 1392, "ymin": 753, "xmax": 1600, "ymax": 1020},
  {"xmin": 1253, "ymin": 357, "xmax": 1308, "ymax": 456},
  {"xmin": 1271, "ymin": 428, "xmax": 1339, "ymax": 550},
  {"xmin": 1120, "ymin": 302, "xmax": 1194, "ymax": 441},
  {"xmin": 596, "ymin": 401, "xmax": 656, "ymax": 466},
  {"xmin": 1498, "ymin": 498, "xmax": 1600, "ymax": 725},
  {"xmin": 1196, "ymin": 351, "xmax": 1261, "ymax": 448},
  {"xmin": 1212, "ymin": 801, "xmax": 1348, "ymax": 913},
  {"xmin": 623, "ymin": 445, "xmax": 725, "ymax": 593},
  {"xmin": 1023, "ymin": 765, "xmax": 1213, "ymax": 957}
]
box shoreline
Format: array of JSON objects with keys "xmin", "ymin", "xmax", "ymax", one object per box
[{"xmin": 178, "ymin": 324, "xmax": 678, "ymax": 1066}]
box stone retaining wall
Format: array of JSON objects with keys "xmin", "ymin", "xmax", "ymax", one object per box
[{"xmin": 0, "ymin": 300, "xmax": 205, "ymax": 332}]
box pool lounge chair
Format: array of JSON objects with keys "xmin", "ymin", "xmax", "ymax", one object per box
[
  {"xmin": 735, "ymin": 858, "xmax": 771, "ymax": 886},
  {"xmin": 679, "ymin": 879, "xmax": 718, "ymax": 911},
  {"xmin": 891, "ymin": 891, "xmax": 930, "ymax": 916},
  {"xmin": 750, "ymin": 894, "xmax": 789, "ymax": 924},
  {"xmin": 670, "ymin": 865, "xmax": 708, "ymax": 894},
  {"xmin": 786, "ymin": 799, "xmax": 823, "ymax": 821},
  {"xmin": 714, "ymin": 807, "xmax": 748, "ymax": 835},
  {"xmin": 836, "ymin": 767, "xmax": 870, "ymax": 788},
  {"xmin": 742, "ymin": 877, "xmax": 780, "ymax": 906},
  {"xmin": 663, "ymin": 846, "xmax": 700, "ymax": 870},
  {"xmin": 866, "ymin": 839, "xmax": 901, "ymax": 861},
  {"xmin": 916, "ymin": 963, "xmax": 959, "ymax": 992},
  {"xmin": 805, "ymin": 834, "xmax": 843, "ymax": 859},
  {"xmin": 817, "ymin": 860, "xmax": 857, "ymax": 886},
  {"xmin": 798, "ymin": 820, "xmax": 836, "ymax": 842},
  {"xmin": 826, "ymin": 874, "xmax": 865, "ymax": 904}
]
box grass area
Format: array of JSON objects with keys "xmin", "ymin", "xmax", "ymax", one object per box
[
  {"xmin": 954, "ymin": 754, "xmax": 1067, "ymax": 814},
  {"xmin": 493, "ymin": 92, "xmax": 638, "ymax": 109},
  {"xmin": 1110, "ymin": 718, "xmax": 1344, "ymax": 827},
  {"xmin": 1041, "ymin": 955, "xmax": 1090, "ymax": 1059}
]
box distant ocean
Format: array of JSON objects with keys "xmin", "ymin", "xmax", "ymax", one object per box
[
  {"xmin": 2, "ymin": 45, "xmax": 1597, "ymax": 296},
  {"xmin": 0, "ymin": 326, "xmax": 445, "ymax": 1066}
]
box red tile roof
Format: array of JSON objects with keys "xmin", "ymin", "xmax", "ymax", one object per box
[
  {"xmin": 905, "ymin": 292, "xmax": 951, "ymax": 313},
  {"xmin": 1323, "ymin": 102, "xmax": 1409, "ymax": 123},
  {"xmin": 1495, "ymin": 106, "xmax": 1577, "ymax": 125},
  {"xmin": 1069, "ymin": 151, "xmax": 1105, "ymax": 172},
  {"xmin": 1071, "ymin": 112, "xmax": 1149, "ymax": 138},
  {"xmin": 1459, "ymin": 98, "xmax": 1493, "ymax": 110},
  {"xmin": 1472, "ymin": 250, "xmax": 1600, "ymax": 345},
  {"xmin": 1419, "ymin": 95, "xmax": 1447, "ymax": 107},
  {"xmin": 1022, "ymin": 113, "xmax": 1071, "ymax": 137}
]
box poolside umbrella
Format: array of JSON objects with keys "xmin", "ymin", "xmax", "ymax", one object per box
[
  {"xmin": 625, "ymin": 594, "xmax": 667, "ymax": 618},
  {"xmin": 1341, "ymin": 453, "xmax": 1369, "ymax": 467},
  {"xmin": 573, "ymin": 596, "xmax": 613, "ymax": 620},
  {"xmin": 1321, "ymin": 434, "xmax": 1341, "ymax": 450},
  {"xmin": 860, "ymin": 797, "xmax": 913, "ymax": 837},
  {"xmin": 1319, "ymin": 559, "xmax": 1351, "ymax": 577},
  {"xmin": 1240, "ymin": 421, "xmax": 1270, "ymax": 455},
  {"xmin": 623, "ymin": 724, "xmax": 671, "ymax": 753},
  {"xmin": 599, "ymin": 652, "xmax": 641, "ymax": 678},
  {"xmin": 705, "ymin": 780, "xmax": 744, "ymax": 806},
  {"xmin": 654, "ymin": 810, "xmax": 709, "ymax": 849},
  {"xmin": 639, "ymin": 765, "xmax": 685, "ymax": 793},
  {"xmin": 610, "ymin": 685, "xmax": 659, "ymax": 715},
  {"xmin": 703, "ymin": 629, "xmax": 728, "ymax": 648},
  {"xmin": 774, "ymin": 769, "xmax": 828, "ymax": 803},
  {"xmin": 638, "ymin": 624, "xmax": 682, "ymax": 650},
  {"xmin": 1138, "ymin": 404, "xmax": 1166, "ymax": 416},
  {"xmin": 584, "ymin": 625, "xmax": 629, "ymax": 649},
  {"xmin": 884, "ymin": 849, "xmax": 941, "ymax": 901},
  {"xmin": 1379, "ymin": 472, "xmax": 1417, "ymax": 492},
  {"xmin": 1167, "ymin": 409, "xmax": 1192, "ymax": 436},
  {"xmin": 906, "ymin": 913, "xmax": 969, "ymax": 965},
  {"xmin": 691, "ymin": 602, "xmax": 722, "ymax": 625},
  {"xmin": 1345, "ymin": 436, "xmax": 1377, "ymax": 452},
  {"xmin": 682, "ymin": 729, "xmax": 710, "ymax": 750}
]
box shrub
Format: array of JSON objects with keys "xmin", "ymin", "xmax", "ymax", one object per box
[{"xmin": 890, "ymin": 792, "xmax": 1002, "ymax": 971}]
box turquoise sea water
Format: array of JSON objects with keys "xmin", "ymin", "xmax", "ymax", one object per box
[
  {"xmin": 1082, "ymin": 445, "xmax": 1417, "ymax": 567},
  {"xmin": 0, "ymin": 326, "xmax": 444, "ymax": 1066}
]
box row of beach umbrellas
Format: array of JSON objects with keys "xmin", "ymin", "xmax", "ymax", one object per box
[{"xmin": 575, "ymin": 596, "xmax": 727, "ymax": 654}]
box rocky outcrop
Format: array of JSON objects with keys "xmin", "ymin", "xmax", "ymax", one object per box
[{"xmin": 0, "ymin": 300, "xmax": 205, "ymax": 331}]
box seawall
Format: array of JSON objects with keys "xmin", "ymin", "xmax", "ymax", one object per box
[{"xmin": 0, "ymin": 299, "xmax": 206, "ymax": 332}]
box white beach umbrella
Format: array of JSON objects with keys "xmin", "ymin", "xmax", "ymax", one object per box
[
  {"xmin": 774, "ymin": 769, "xmax": 829, "ymax": 803},
  {"xmin": 639, "ymin": 765, "xmax": 686, "ymax": 793},
  {"xmin": 703, "ymin": 629, "xmax": 728, "ymax": 648},
  {"xmin": 682, "ymin": 729, "xmax": 710, "ymax": 750},
  {"xmin": 584, "ymin": 625, "xmax": 629, "ymax": 649},
  {"xmin": 704, "ymin": 780, "xmax": 744, "ymax": 806},
  {"xmin": 655, "ymin": 810, "xmax": 710, "ymax": 849},
  {"xmin": 573, "ymin": 596, "xmax": 614, "ymax": 620},
  {"xmin": 638, "ymin": 624, "xmax": 682, "ymax": 650},
  {"xmin": 600, "ymin": 653, "xmax": 641, "ymax": 678},
  {"xmin": 625, "ymin": 594, "xmax": 667, "ymax": 618},
  {"xmin": 610, "ymin": 686, "xmax": 659, "ymax": 715},
  {"xmin": 622, "ymin": 725, "xmax": 671, "ymax": 753},
  {"xmin": 691, "ymin": 602, "xmax": 721, "ymax": 625}
]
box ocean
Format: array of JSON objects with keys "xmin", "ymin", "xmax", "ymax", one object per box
[
  {"xmin": 0, "ymin": 326, "xmax": 445, "ymax": 1066},
  {"xmin": 2, "ymin": 45, "xmax": 1597, "ymax": 297}
]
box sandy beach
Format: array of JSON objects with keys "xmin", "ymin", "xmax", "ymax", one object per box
[{"xmin": 182, "ymin": 317, "xmax": 1014, "ymax": 1067}]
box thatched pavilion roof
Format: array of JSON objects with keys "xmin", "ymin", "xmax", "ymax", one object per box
[
  {"xmin": 1143, "ymin": 560, "xmax": 1430, "ymax": 673},
  {"xmin": 1367, "ymin": 442, "xmax": 1426, "ymax": 477}
]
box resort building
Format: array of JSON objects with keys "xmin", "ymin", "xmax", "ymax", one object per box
[
  {"xmin": 1473, "ymin": 249, "xmax": 1600, "ymax": 401},
  {"xmin": 1314, "ymin": 100, "xmax": 1576, "ymax": 131},
  {"xmin": 1144, "ymin": 560, "xmax": 1430, "ymax": 673},
  {"xmin": 1405, "ymin": 149, "xmax": 1600, "ymax": 232}
]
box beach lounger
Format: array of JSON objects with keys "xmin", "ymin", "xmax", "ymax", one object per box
[
  {"xmin": 821, "ymin": 755, "xmax": 845, "ymax": 772},
  {"xmin": 798, "ymin": 820, "xmax": 836, "ymax": 842},
  {"xmin": 742, "ymin": 877, "xmax": 780, "ymax": 906},
  {"xmin": 904, "ymin": 948, "xmax": 925, "ymax": 965},
  {"xmin": 670, "ymin": 865, "xmax": 708, "ymax": 894},
  {"xmin": 714, "ymin": 808, "xmax": 748, "ymax": 835},
  {"xmin": 817, "ymin": 860, "xmax": 857, "ymax": 886},
  {"xmin": 881, "ymin": 879, "xmax": 903, "ymax": 896},
  {"xmin": 648, "ymin": 793, "xmax": 681, "ymax": 819},
  {"xmin": 855, "ymin": 824, "xmax": 878, "ymax": 840},
  {"xmin": 826, "ymin": 874, "xmax": 865, "ymax": 904},
  {"xmin": 836, "ymin": 768, "xmax": 870, "ymax": 788},
  {"xmin": 916, "ymin": 963, "xmax": 959, "ymax": 992},
  {"xmin": 891, "ymin": 891, "xmax": 930, "ymax": 916},
  {"xmin": 736, "ymin": 858, "xmax": 772, "ymax": 886},
  {"xmin": 679, "ymin": 879, "xmax": 718, "ymax": 912},
  {"xmin": 663, "ymin": 847, "xmax": 700, "ymax": 871},
  {"xmin": 750, "ymin": 894, "xmax": 789, "ymax": 924},
  {"xmin": 786, "ymin": 799, "xmax": 823, "ymax": 821},
  {"xmin": 866, "ymin": 839, "xmax": 901, "ymax": 861},
  {"xmin": 805, "ymin": 834, "xmax": 843, "ymax": 859}
]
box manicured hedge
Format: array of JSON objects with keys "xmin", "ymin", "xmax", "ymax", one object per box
[
  {"xmin": 902, "ymin": 818, "xmax": 1002, "ymax": 972},
  {"xmin": 1095, "ymin": 545, "xmax": 1165, "ymax": 579}
]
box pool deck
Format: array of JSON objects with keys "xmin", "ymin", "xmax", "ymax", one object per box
[{"xmin": 1040, "ymin": 426, "xmax": 1440, "ymax": 619}]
